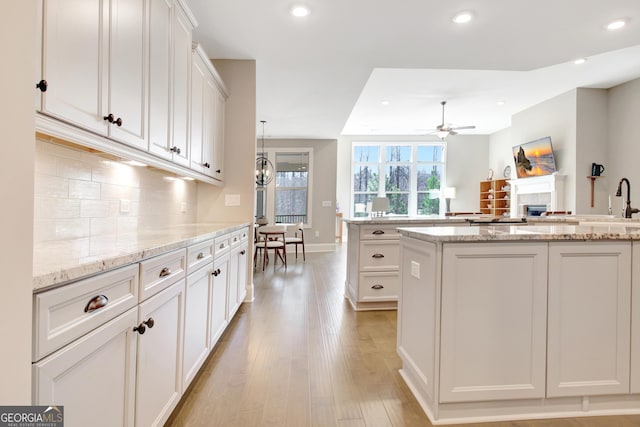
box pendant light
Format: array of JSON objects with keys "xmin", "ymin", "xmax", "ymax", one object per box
[{"xmin": 255, "ymin": 120, "xmax": 274, "ymax": 186}]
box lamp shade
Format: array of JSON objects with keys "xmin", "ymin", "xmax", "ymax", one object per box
[
  {"xmin": 443, "ymin": 187, "xmax": 457, "ymax": 199},
  {"xmin": 371, "ymin": 197, "xmax": 390, "ymax": 214}
]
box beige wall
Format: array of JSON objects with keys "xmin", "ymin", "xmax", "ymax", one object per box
[
  {"xmin": 264, "ymin": 138, "xmax": 338, "ymax": 249},
  {"xmin": 1, "ymin": 1, "xmax": 36, "ymax": 403}
]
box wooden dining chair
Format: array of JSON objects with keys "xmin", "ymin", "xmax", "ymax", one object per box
[
  {"xmin": 257, "ymin": 225, "xmax": 287, "ymax": 270},
  {"xmin": 285, "ymin": 222, "xmax": 305, "ymax": 261}
]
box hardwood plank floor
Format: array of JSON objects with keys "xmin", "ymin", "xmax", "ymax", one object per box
[{"xmin": 166, "ymin": 244, "xmax": 640, "ymax": 427}]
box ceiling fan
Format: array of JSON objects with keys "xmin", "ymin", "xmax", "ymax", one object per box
[{"xmin": 429, "ymin": 101, "xmax": 476, "ymax": 140}]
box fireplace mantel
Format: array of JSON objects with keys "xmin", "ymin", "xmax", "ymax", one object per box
[{"xmin": 508, "ymin": 174, "xmax": 565, "ymax": 217}]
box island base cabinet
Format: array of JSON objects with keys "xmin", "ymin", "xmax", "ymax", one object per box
[
  {"xmin": 33, "ymin": 308, "xmax": 138, "ymax": 427},
  {"xmin": 439, "ymin": 242, "xmax": 548, "ymax": 403},
  {"xmin": 547, "ymin": 242, "xmax": 631, "ymax": 397},
  {"xmin": 633, "ymin": 242, "xmax": 640, "ymax": 393},
  {"xmin": 135, "ymin": 280, "xmax": 185, "ymax": 427}
]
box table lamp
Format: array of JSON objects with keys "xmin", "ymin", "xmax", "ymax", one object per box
[{"xmin": 443, "ymin": 187, "xmax": 456, "ymax": 213}]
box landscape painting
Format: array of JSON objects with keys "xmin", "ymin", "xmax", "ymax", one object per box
[{"xmin": 512, "ymin": 137, "xmax": 557, "ymax": 178}]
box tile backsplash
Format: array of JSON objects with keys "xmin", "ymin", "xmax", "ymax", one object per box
[{"xmin": 34, "ymin": 139, "xmax": 198, "ymax": 243}]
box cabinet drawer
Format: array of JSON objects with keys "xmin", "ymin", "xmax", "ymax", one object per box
[
  {"xmin": 360, "ymin": 240, "xmax": 400, "ymax": 271},
  {"xmin": 358, "ymin": 272, "xmax": 399, "ymax": 302},
  {"xmin": 214, "ymin": 233, "xmax": 231, "ymax": 258},
  {"xmin": 33, "ymin": 264, "xmax": 139, "ymax": 361},
  {"xmin": 187, "ymin": 239, "xmax": 214, "ymax": 273},
  {"xmin": 139, "ymin": 248, "xmax": 186, "ymax": 301},
  {"xmin": 360, "ymin": 225, "xmax": 401, "ymax": 240},
  {"xmin": 230, "ymin": 228, "xmax": 249, "ymax": 247}
]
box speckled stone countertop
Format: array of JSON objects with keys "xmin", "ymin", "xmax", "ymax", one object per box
[
  {"xmin": 342, "ymin": 216, "xmax": 470, "ymax": 225},
  {"xmin": 33, "ymin": 222, "xmax": 250, "ymax": 291},
  {"xmin": 398, "ymin": 223, "xmax": 640, "ymax": 243}
]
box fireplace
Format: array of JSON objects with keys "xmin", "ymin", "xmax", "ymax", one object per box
[{"xmin": 508, "ymin": 174, "xmax": 565, "ymax": 217}]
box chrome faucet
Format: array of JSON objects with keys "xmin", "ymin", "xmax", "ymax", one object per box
[{"xmin": 615, "ymin": 178, "xmax": 640, "ymax": 218}]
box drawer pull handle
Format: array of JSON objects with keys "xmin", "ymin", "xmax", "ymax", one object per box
[
  {"xmin": 372, "ymin": 253, "xmax": 385, "ymax": 259},
  {"xmin": 197, "ymin": 252, "xmax": 205, "ymax": 259},
  {"xmin": 372, "ymin": 230, "xmax": 385, "ymax": 235},
  {"xmin": 84, "ymin": 294, "xmax": 109, "ymax": 313},
  {"xmin": 240, "ymin": 250, "xmax": 246, "ymax": 255},
  {"xmin": 219, "ymin": 243, "xmax": 226, "ymax": 249},
  {"xmin": 159, "ymin": 267, "xmax": 171, "ymax": 277},
  {"xmin": 371, "ymin": 284, "xmax": 384, "ymax": 290}
]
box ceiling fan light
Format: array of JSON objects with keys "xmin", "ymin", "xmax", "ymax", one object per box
[
  {"xmin": 291, "ymin": 5, "xmax": 310, "ymax": 17},
  {"xmin": 436, "ymin": 130, "xmax": 450, "ymax": 139}
]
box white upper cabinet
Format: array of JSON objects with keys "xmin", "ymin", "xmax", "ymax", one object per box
[
  {"xmin": 190, "ymin": 43, "xmax": 228, "ymax": 182},
  {"xmin": 38, "ymin": 0, "xmax": 147, "ymax": 149},
  {"xmin": 148, "ymin": 0, "xmax": 173, "ymax": 159},
  {"xmin": 170, "ymin": 4, "xmax": 192, "ymax": 167}
]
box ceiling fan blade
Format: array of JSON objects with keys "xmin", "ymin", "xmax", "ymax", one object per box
[
  {"xmin": 451, "ymin": 125, "xmax": 476, "ymax": 130},
  {"xmin": 448, "ymin": 130, "xmax": 458, "ymax": 136}
]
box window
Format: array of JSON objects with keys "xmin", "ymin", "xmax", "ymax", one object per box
[
  {"xmin": 255, "ymin": 148, "xmax": 313, "ymax": 226},
  {"xmin": 351, "ymin": 142, "xmax": 446, "ymax": 217}
]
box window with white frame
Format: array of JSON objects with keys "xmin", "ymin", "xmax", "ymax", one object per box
[
  {"xmin": 255, "ymin": 148, "xmax": 313, "ymax": 226},
  {"xmin": 351, "ymin": 142, "xmax": 445, "ymax": 217}
]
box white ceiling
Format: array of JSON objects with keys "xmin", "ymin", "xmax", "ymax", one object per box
[{"xmin": 186, "ymin": 0, "xmax": 640, "ymax": 139}]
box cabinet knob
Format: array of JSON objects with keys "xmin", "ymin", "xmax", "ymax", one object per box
[
  {"xmin": 170, "ymin": 146, "xmax": 181, "ymax": 154},
  {"xmin": 371, "ymin": 253, "xmax": 385, "ymax": 259},
  {"xmin": 159, "ymin": 267, "xmax": 172, "ymax": 277},
  {"xmin": 143, "ymin": 317, "xmax": 155, "ymax": 329},
  {"xmin": 103, "ymin": 113, "xmax": 115, "ymax": 123},
  {"xmin": 372, "ymin": 230, "xmax": 385, "ymax": 235},
  {"xmin": 114, "ymin": 117, "xmax": 123, "ymax": 127},
  {"xmin": 215, "ymin": 169, "xmax": 221, "ymax": 174},
  {"xmin": 36, "ymin": 79, "xmax": 48, "ymax": 92},
  {"xmin": 371, "ymin": 284, "xmax": 384, "ymax": 290},
  {"xmin": 240, "ymin": 250, "xmax": 246, "ymax": 255},
  {"xmin": 212, "ymin": 268, "xmax": 221, "ymax": 277},
  {"xmin": 197, "ymin": 252, "xmax": 205, "ymax": 259},
  {"xmin": 203, "ymin": 162, "xmax": 211, "ymax": 168},
  {"xmin": 133, "ymin": 323, "xmax": 146, "ymax": 335},
  {"xmin": 84, "ymin": 294, "xmax": 109, "ymax": 313}
]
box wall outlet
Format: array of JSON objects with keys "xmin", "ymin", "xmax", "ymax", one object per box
[
  {"xmin": 225, "ymin": 194, "xmax": 241, "ymax": 206},
  {"xmin": 180, "ymin": 201, "xmax": 187, "ymax": 213},
  {"xmin": 120, "ymin": 199, "xmax": 130, "ymax": 213},
  {"xmin": 411, "ymin": 261, "xmax": 420, "ymax": 279},
  {"xmin": 322, "ymin": 200, "xmax": 332, "ymax": 207},
  {"xmin": 314, "ymin": 231, "xmax": 320, "ymax": 237}
]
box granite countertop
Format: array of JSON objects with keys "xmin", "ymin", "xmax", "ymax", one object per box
[
  {"xmin": 342, "ymin": 215, "xmax": 470, "ymax": 225},
  {"xmin": 398, "ymin": 224, "xmax": 640, "ymax": 243},
  {"xmin": 33, "ymin": 222, "xmax": 250, "ymax": 291}
]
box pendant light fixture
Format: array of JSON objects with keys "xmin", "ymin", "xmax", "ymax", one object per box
[{"xmin": 255, "ymin": 120, "xmax": 274, "ymax": 186}]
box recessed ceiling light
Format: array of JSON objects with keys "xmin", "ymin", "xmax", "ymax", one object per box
[
  {"xmin": 291, "ymin": 5, "xmax": 310, "ymax": 17},
  {"xmin": 606, "ymin": 19, "xmax": 626, "ymax": 30},
  {"xmin": 452, "ymin": 11, "xmax": 473, "ymax": 24},
  {"xmin": 496, "ymin": 101, "xmax": 505, "ymax": 106},
  {"xmin": 381, "ymin": 100, "xmax": 390, "ymax": 106},
  {"xmin": 573, "ymin": 58, "xmax": 587, "ymax": 65}
]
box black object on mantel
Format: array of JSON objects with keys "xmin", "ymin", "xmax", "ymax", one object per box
[{"xmin": 615, "ymin": 177, "xmax": 640, "ymax": 218}]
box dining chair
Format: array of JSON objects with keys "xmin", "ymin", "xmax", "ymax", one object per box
[
  {"xmin": 257, "ymin": 224, "xmax": 287, "ymax": 270},
  {"xmin": 285, "ymin": 222, "xmax": 305, "ymax": 261}
]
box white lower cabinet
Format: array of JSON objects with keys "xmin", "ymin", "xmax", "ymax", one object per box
[
  {"xmin": 228, "ymin": 232, "xmax": 248, "ymax": 319},
  {"xmin": 135, "ymin": 279, "xmax": 185, "ymax": 427},
  {"xmin": 439, "ymin": 242, "xmax": 548, "ymax": 403},
  {"xmin": 182, "ymin": 264, "xmax": 212, "ymax": 391},
  {"xmin": 210, "ymin": 252, "xmax": 230, "ymax": 347},
  {"xmin": 547, "ymin": 241, "xmax": 631, "ymax": 397},
  {"xmin": 33, "ymin": 308, "xmax": 138, "ymax": 427}
]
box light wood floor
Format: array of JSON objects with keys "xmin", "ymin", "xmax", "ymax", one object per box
[{"xmin": 166, "ymin": 244, "xmax": 640, "ymax": 427}]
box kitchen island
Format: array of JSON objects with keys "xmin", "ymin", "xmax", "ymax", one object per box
[{"xmin": 397, "ymin": 224, "xmax": 640, "ymax": 424}]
